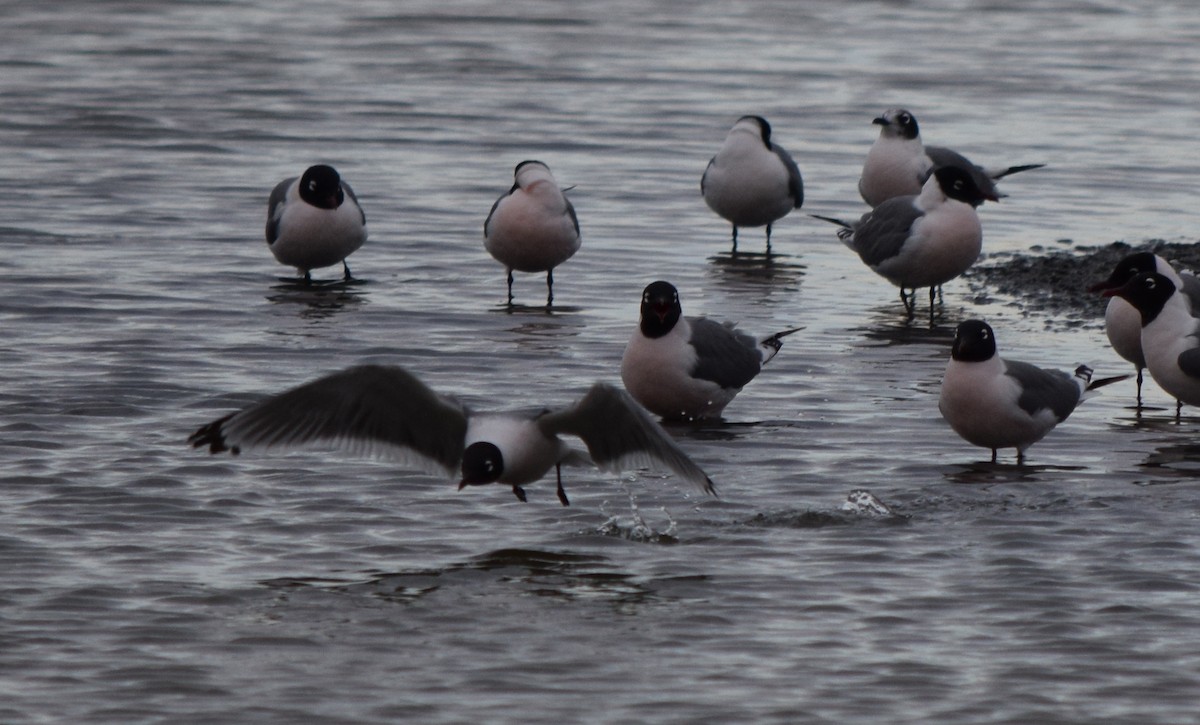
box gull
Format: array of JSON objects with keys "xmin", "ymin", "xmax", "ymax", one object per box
[
  {"xmin": 812, "ymin": 166, "xmax": 986, "ymax": 314},
  {"xmin": 621, "ymin": 280, "xmax": 800, "ymax": 421},
  {"xmin": 1089, "ymin": 252, "xmax": 1200, "ymax": 409},
  {"xmin": 939, "ymin": 319, "xmax": 1126, "ymax": 462},
  {"xmin": 1103, "ymin": 272, "xmax": 1200, "ymax": 413},
  {"xmin": 484, "ymin": 160, "xmax": 581, "ymax": 307},
  {"xmin": 701, "ymin": 115, "xmax": 804, "ymax": 254},
  {"xmin": 858, "ymin": 108, "xmax": 1044, "ymax": 208},
  {"xmin": 266, "ymin": 164, "xmax": 367, "ymax": 283},
  {"xmin": 188, "ymin": 364, "xmax": 714, "ymax": 506}
]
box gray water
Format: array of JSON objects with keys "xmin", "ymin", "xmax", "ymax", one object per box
[{"xmin": 2, "ymin": 1, "xmax": 1200, "ymax": 723}]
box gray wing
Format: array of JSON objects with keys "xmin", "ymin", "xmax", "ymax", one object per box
[
  {"xmin": 342, "ymin": 181, "xmax": 366, "ymax": 225},
  {"xmin": 265, "ymin": 176, "xmax": 295, "ymax": 244},
  {"xmin": 1005, "ymin": 360, "xmax": 1081, "ymax": 421},
  {"xmin": 688, "ymin": 317, "xmax": 762, "ymax": 390},
  {"xmin": 848, "ymin": 198, "xmax": 924, "ymax": 268},
  {"xmin": 565, "ymin": 195, "xmax": 580, "ymax": 236},
  {"xmin": 483, "ymin": 188, "xmax": 511, "ymax": 237},
  {"xmin": 188, "ymin": 364, "xmax": 468, "ymax": 478},
  {"xmin": 772, "ymin": 144, "xmax": 804, "ymax": 208},
  {"xmin": 1178, "ymin": 273, "xmax": 1200, "ymax": 313},
  {"xmin": 700, "ymin": 157, "xmax": 715, "ymax": 195},
  {"xmin": 925, "ymin": 146, "xmax": 998, "ymax": 202},
  {"xmin": 538, "ymin": 383, "xmax": 716, "ymax": 496}
]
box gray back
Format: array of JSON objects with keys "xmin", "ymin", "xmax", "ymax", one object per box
[
  {"xmin": 850, "ymin": 199, "xmax": 924, "ymax": 268},
  {"xmin": 688, "ymin": 317, "xmax": 762, "ymax": 390},
  {"xmin": 1005, "ymin": 359, "xmax": 1081, "ymax": 421}
]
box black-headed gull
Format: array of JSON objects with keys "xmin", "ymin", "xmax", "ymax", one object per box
[
  {"xmin": 1089, "ymin": 252, "xmax": 1200, "ymax": 408},
  {"xmin": 1103, "ymin": 272, "xmax": 1200, "ymax": 412},
  {"xmin": 813, "ymin": 166, "xmax": 986, "ymax": 314},
  {"xmin": 939, "ymin": 319, "xmax": 1125, "ymax": 462},
  {"xmin": 621, "ymin": 281, "xmax": 800, "ymax": 421},
  {"xmin": 189, "ymin": 365, "xmax": 714, "ymax": 506},
  {"xmin": 266, "ymin": 164, "xmax": 367, "ymax": 283}
]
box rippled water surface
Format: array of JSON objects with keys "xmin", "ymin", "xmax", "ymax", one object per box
[{"xmin": 3, "ymin": 2, "xmax": 1200, "ymax": 723}]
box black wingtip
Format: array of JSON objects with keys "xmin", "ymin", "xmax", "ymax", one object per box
[
  {"xmin": 1086, "ymin": 373, "xmax": 1133, "ymax": 392},
  {"xmin": 994, "ymin": 163, "xmax": 1046, "ymax": 179},
  {"xmin": 809, "ymin": 213, "xmax": 851, "ymax": 229},
  {"xmin": 187, "ymin": 413, "xmax": 239, "ymax": 455}
]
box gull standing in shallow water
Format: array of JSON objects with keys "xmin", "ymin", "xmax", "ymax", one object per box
[
  {"xmin": 812, "ymin": 166, "xmax": 986, "ymax": 315},
  {"xmin": 701, "ymin": 115, "xmax": 804, "ymax": 254},
  {"xmin": 1088, "ymin": 252, "xmax": 1200, "ymax": 410},
  {"xmin": 266, "ymin": 164, "xmax": 367, "ymax": 283},
  {"xmin": 1103, "ymin": 272, "xmax": 1200, "ymax": 415},
  {"xmin": 484, "ymin": 160, "xmax": 581, "ymax": 307},
  {"xmin": 188, "ymin": 365, "xmax": 714, "ymax": 506},
  {"xmin": 621, "ymin": 280, "xmax": 801, "ymax": 421},
  {"xmin": 858, "ymin": 108, "xmax": 1044, "ymax": 208},
  {"xmin": 939, "ymin": 319, "xmax": 1126, "ymax": 462}
]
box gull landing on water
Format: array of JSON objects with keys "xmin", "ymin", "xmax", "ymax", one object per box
[
  {"xmin": 188, "ymin": 364, "xmax": 714, "ymax": 506},
  {"xmin": 484, "ymin": 160, "xmax": 581, "ymax": 308}
]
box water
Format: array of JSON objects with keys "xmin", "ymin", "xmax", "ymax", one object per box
[{"xmin": 2, "ymin": 1, "xmax": 1200, "ymax": 722}]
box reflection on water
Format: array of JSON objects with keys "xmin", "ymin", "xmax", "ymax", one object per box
[{"xmin": 266, "ymin": 279, "xmax": 369, "ymax": 319}]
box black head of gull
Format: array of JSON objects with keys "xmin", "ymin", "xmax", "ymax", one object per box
[
  {"xmin": 298, "ymin": 164, "xmax": 346, "ymax": 210},
  {"xmin": 873, "ymin": 108, "xmax": 920, "ymax": 140},
  {"xmin": 638, "ymin": 280, "xmax": 683, "ymax": 339}
]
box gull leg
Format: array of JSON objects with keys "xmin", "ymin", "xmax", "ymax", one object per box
[
  {"xmin": 731, "ymin": 225, "xmax": 738, "ymax": 255},
  {"xmin": 765, "ymin": 223, "xmax": 773, "ymax": 256},
  {"xmin": 555, "ymin": 464, "xmax": 570, "ymax": 507},
  {"xmin": 511, "ymin": 484, "xmax": 528, "ymax": 503},
  {"xmin": 546, "ymin": 269, "xmax": 554, "ymax": 308},
  {"xmin": 506, "ymin": 269, "xmax": 514, "ymax": 307},
  {"xmin": 1135, "ymin": 368, "xmax": 1144, "ymax": 411},
  {"xmin": 342, "ymin": 260, "xmax": 353, "ymax": 281}
]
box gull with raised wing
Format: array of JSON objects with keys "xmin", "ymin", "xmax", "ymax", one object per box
[
  {"xmin": 859, "ymin": 108, "xmax": 1043, "ymax": 208},
  {"xmin": 189, "ymin": 365, "xmax": 714, "ymax": 506}
]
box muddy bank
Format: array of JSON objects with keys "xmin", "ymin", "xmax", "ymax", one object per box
[{"xmin": 963, "ymin": 239, "xmax": 1200, "ymax": 325}]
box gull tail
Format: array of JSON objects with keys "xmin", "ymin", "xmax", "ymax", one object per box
[
  {"xmin": 990, "ymin": 163, "xmax": 1045, "ymax": 180},
  {"xmin": 809, "ymin": 214, "xmax": 855, "ymax": 244},
  {"xmin": 1075, "ymin": 364, "xmax": 1132, "ymax": 393},
  {"xmin": 760, "ymin": 326, "xmax": 803, "ymax": 365}
]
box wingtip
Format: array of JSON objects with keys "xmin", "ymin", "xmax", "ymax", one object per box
[{"xmin": 187, "ymin": 413, "xmax": 238, "ymax": 455}]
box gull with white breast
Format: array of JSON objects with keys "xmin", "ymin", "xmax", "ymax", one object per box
[
  {"xmin": 621, "ymin": 280, "xmax": 800, "ymax": 421},
  {"xmin": 484, "ymin": 160, "xmax": 581, "ymax": 307},
  {"xmin": 1089, "ymin": 252, "xmax": 1200, "ymax": 409},
  {"xmin": 701, "ymin": 115, "xmax": 804, "ymax": 254},
  {"xmin": 939, "ymin": 319, "xmax": 1125, "ymax": 462},
  {"xmin": 813, "ymin": 165, "xmax": 986, "ymax": 315},
  {"xmin": 266, "ymin": 164, "xmax": 367, "ymax": 283},
  {"xmin": 858, "ymin": 108, "xmax": 1043, "ymax": 208},
  {"xmin": 1103, "ymin": 272, "xmax": 1200, "ymax": 413},
  {"xmin": 189, "ymin": 364, "xmax": 715, "ymax": 506}
]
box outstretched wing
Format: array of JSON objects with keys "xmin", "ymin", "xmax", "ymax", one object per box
[
  {"xmin": 538, "ymin": 383, "xmax": 716, "ymax": 496},
  {"xmin": 188, "ymin": 364, "xmax": 468, "ymax": 478}
]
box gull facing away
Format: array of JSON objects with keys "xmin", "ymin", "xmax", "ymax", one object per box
[
  {"xmin": 701, "ymin": 115, "xmax": 804, "ymax": 254},
  {"xmin": 484, "ymin": 160, "xmax": 581, "ymax": 307},
  {"xmin": 939, "ymin": 319, "xmax": 1126, "ymax": 462},
  {"xmin": 188, "ymin": 365, "xmax": 714, "ymax": 506},
  {"xmin": 266, "ymin": 164, "xmax": 367, "ymax": 283},
  {"xmin": 812, "ymin": 166, "xmax": 986, "ymax": 315},
  {"xmin": 858, "ymin": 108, "xmax": 1044, "ymax": 208},
  {"xmin": 1088, "ymin": 252, "xmax": 1200, "ymax": 410},
  {"xmin": 1103, "ymin": 272, "xmax": 1200, "ymax": 415},
  {"xmin": 621, "ymin": 280, "xmax": 801, "ymax": 421}
]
